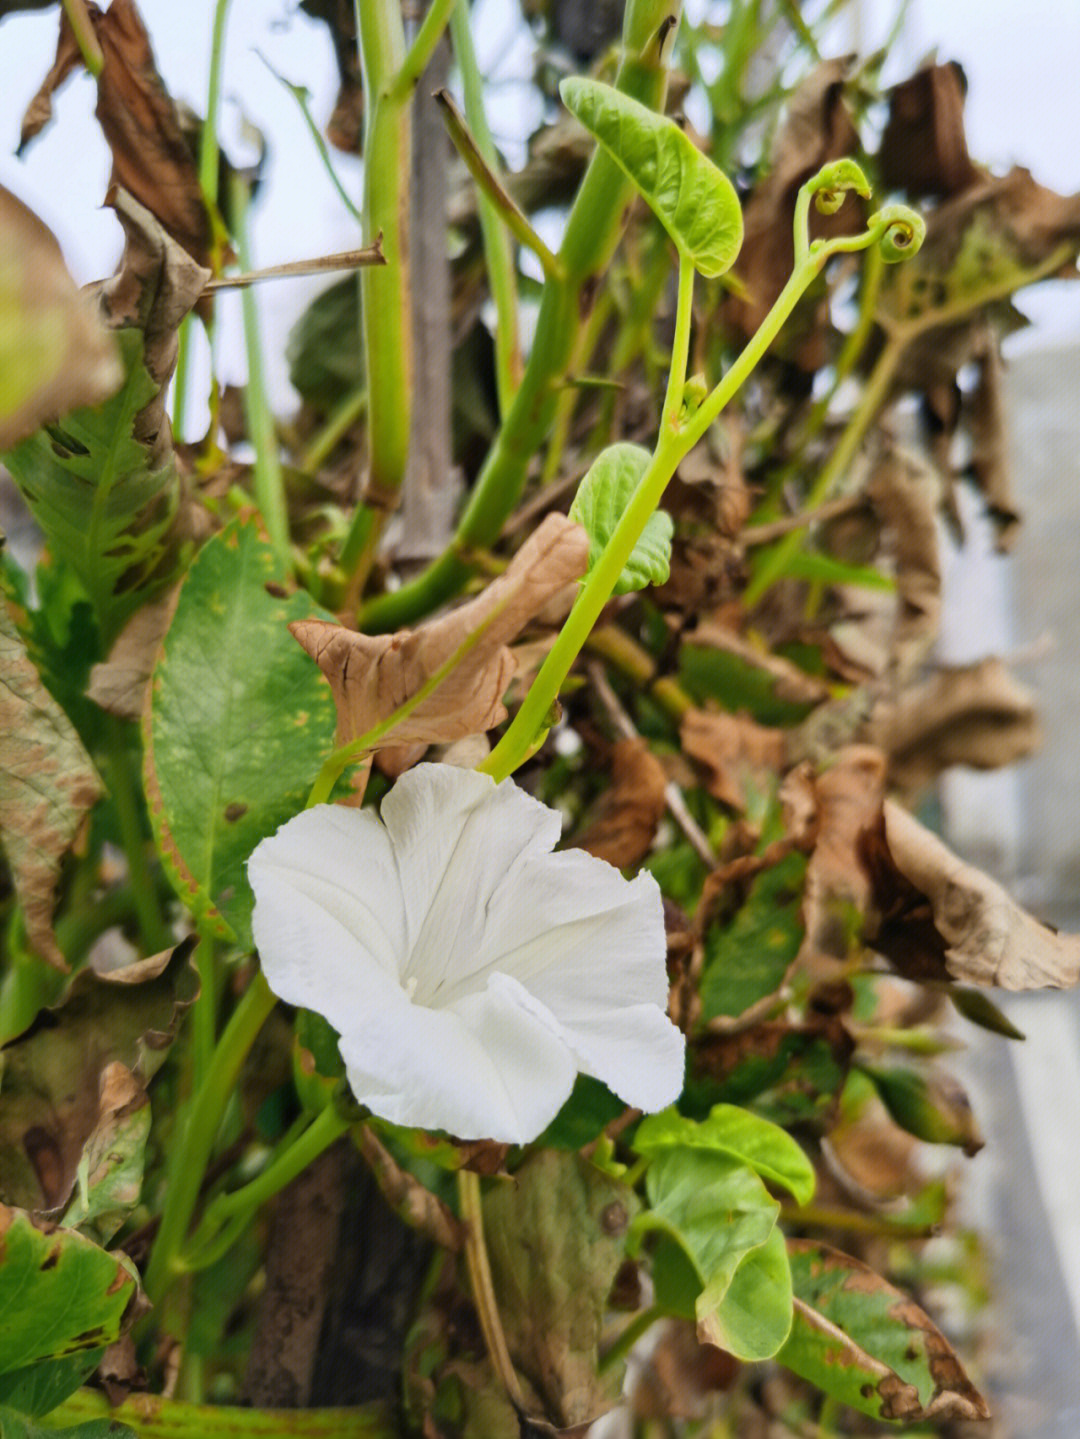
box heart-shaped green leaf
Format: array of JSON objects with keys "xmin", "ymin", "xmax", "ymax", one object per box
[
  {"xmin": 569, "ymin": 443, "xmax": 672, "ymax": 594},
  {"xmin": 634, "ymin": 1103, "xmax": 816, "ymax": 1207},
  {"xmin": 560, "ymin": 78, "xmax": 743, "ymax": 278}
]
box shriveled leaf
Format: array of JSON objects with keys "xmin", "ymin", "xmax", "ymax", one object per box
[
  {"xmin": 568, "ymin": 443, "xmax": 672, "ymax": 594},
  {"xmin": 680, "ymin": 708, "xmax": 785, "ymax": 813},
  {"xmin": 0, "ymin": 939, "xmax": 198, "ymax": 1212},
  {"xmin": 696, "ymin": 1225, "xmax": 793, "ymax": 1361},
  {"xmin": 355, "ymin": 1128, "xmax": 463, "ymax": 1251},
  {"xmin": 0, "ymin": 603, "xmax": 102, "ymax": 970},
  {"xmin": 145, "ymin": 521, "xmax": 337, "ymax": 945},
  {"xmin": 0, "ymin": 1206, "xmax": 137, "ymax": 1374},
  {"xmin": 633, "ymin": 1104, "xmax": 815, "ymax": 1206},
  {"xmin": 865, "ymin": 447, "xmax": 942, "ymax": 679},
  {"xmin": 20, "ymin": 0, "xmax": 215, "ymax": 268},
  {"xmin": 700, "ymin": 852, "xmax": 807, "ymax": 1021},
  {"xmin": 0, "ymin": 186, "xmax": 121, "ymax": 449},
  {"xmin": 868, "ymin": 800, "xmax": 1080, "ymax": 989},
  {"xmin": 878, "ymin": 62, "xmax": 980, "ymax": 199},
  {"xmin": 968, "ymin": 332, "xmax": 1019, "ymax": 546},
  {"xmin": 86, "ymin": 589, "xmax": 179, "ymax": 720},
  {"xmin": 859, "ymin": 1064, "xmax": 983, "ymax": 1155},
  {"xmin": 694, "ymin": 1018, "xmax": 853, "ymax": 1128},
  {"xmin": 2, "ymin": 330, "xmax": 183, "ymax": 646},
  {"xmin": 560, "ymin": 79, "xmax": 742, "ymax": 278},
  {"xmin": 780, "ymin": 1241, "xmax": 990, "ymax": 1422},
  {"xmin": 871, "ymin": 656, "xmax": 1039, "ymax": 796},
  {"xmin": 574, "ymin": 737, "xmax": 667, "ymax": 868},
  {"xmin": 62, "ymin": 1063, "xmax": 151, "ymax": 1242},
  {"xmin": 631, "ymin": 1148, "xmax": 788, "ymax": 1362},
  {"xmin": 800, "ymin": 746, "xmax": 887, "ymax": 966},
  {"xmin": 484, "ymin": 1149, "xmax": 640, "ymax": 1429},
  {"xmin": 291, "ymin": 512, "xmax": 587, "ymax": 753}
]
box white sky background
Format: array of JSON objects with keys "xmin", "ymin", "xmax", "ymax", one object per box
[{"xmin": 0, "ymin": 0, "xmax": 1078, "ymax": 419}]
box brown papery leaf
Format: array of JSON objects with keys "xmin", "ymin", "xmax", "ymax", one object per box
[
  {"xmin": 870, "ymin": 800, "xmax": 1080, "ymax": 990},
  {"xmin": 878, "ymin": 62, "xmax": 981, "ymax": 199},
  {"xmin": 801, "ymin": 746, "xmax": 887, "ymax": 967},
  {"xmin": 20, "ymin": 0, "xmax": 214, "ymax": 268},
  {"xmin": 0, "ymin": 603, "xmax": 103, "ymax": 970},
  {"xmin": 865, "ymin": 447, "xmax": 942, "ymax": 681},
  {"xmin": 87, "ymin": 587, "xmax": 180, "ymax": 720},
  {"xmin": 871, "ymin": 656, "xmax": 1040, "ymax": 797},
  {"xmin": 291, "ymin": 512, "xmax": 588, "ymax": 754},
  {"xmin": 0, "ymin": 185, "xmax": 121, "ymax": 449},
  {"xmin": 575, "ymin": 737, "xmax": 667, "ymax": 868},
  {"xmin": 680, "ymin": 708, "xmax": 785, "ymax": 813},
  {"xmin": 969, "ymin": 330, "xmax": 1020, "ymax": 548}
]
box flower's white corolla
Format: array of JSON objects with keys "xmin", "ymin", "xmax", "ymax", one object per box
[{"xmin": 247, "ymin": 763, "xmax": 685, "ymax": 1143}]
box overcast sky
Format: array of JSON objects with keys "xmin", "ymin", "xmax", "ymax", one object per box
[{"xmin": 1, "ymin": 0, "xmax": 1077, "ymax": 419}]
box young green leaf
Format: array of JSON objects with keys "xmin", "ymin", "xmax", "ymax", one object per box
[
  {"xmin": 0, "ymin": 1352, "xmax": 105, "ymax": 1421},
  {"xmin": 145, "ymin": 521, "xmax": 337, "ymax": 947},
  {"xmin": 559, "ymin": 78, "xmax": 743, "ymax": 278},
  {"xmin": 0, "ymin": 1408, "xmax": 138, "ymax": 1439},
  {"xmin": 569, "ymin": 442, "xmax": 673, "ymax": 594},
  {"xmin": 633, "ymin": 1103, "xmax": 816, "ymax": 1207},
  {"xmin": 780, "ymin": 1241, "xmax": 990, "ymax": 1422}
]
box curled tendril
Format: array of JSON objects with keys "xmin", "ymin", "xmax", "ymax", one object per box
[
  {"xmin": 869, "ymin": 204, "xmax": 927, "ymax": 262},
  {"xmin": 811, "ymin": 158, "xmax": 872, "ymax": 215}
]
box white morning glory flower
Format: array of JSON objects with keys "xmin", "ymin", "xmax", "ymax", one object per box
[{"xmin": 247, "ymin": 763, "xmax": 685, "ymax": 1143}]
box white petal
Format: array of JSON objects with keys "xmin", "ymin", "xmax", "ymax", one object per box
[
  {"xmin": 248, "ymin": 805, "xmax": 409, "ymax": 1019},
  {"xmin": 338, "ymin": 972, "xmax": 576, "ymax": 1143},
  {"xmin": 379, "ymin": 764, "xmax": 562, "ymax": 1003},
  {"xmin": 549, "ymin": 1001, "xmax": 686, "ymax": 1113}
]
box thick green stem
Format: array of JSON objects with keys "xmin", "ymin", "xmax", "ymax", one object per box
[
  {"xmin": 62, "ymin": 0, "xmax": 103, "ymax": 75},
  {"xmin": 143, "ymin": 970, "xmax": 277, "ymax": 1305},
  {"xmin": 358, "ymin": 0, "xmax": 683, "ymax": 632},
  {"xmin": 47, "ymin": 1390, "xmax": 395, "ymax": 1439}
]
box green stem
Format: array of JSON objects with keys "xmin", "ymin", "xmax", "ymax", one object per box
[
  {"xmin": 61, "ymin": 0, "xmax": 103, "ymax": 76},
  {"xmin": 143, "ymin": 970, "xmax": 277, "ymax": 1305},
  {"xmin": 598, "ymin": 1304, "xmax": 662, "ymax": 1374},
  {"xmin": 299, "ymin": 387, "xmax": 366, "ymax": 474},
  {"xmin": 172, "ymin": 317, "xmax": 192, "ymax": 444},
  {"xmin": 659, "ymin": 254, "xmax": 695, "ymax": 432},
  {"xmin": 102, "ymin": 718, "xmax": 172, "ymax": 955},
  {"xmin": 358, "ymin": 0, "xmax": 682, "ymax": 633},
  {"xmin": 393, "ymin": 0, "xmax": 459, "ymax": 100},
  {"xmin": 182, "ymin": 1102, "xmax": 351, "ymax": 1269},
  {"xmin": 47, "ymin": 1390, "xmax": 395, "ymax": 1439},
  {"xmin": 233, "ymin": 175, "xmax": 292, "ymax": 573},
  {"xmin": 199, "ymin": 0, "xmax": 232, "ymax": 208}
]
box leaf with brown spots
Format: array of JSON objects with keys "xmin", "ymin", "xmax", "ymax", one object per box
[
  {"xmin": 575, "ymin": 737, "xmax": 667, "ymax": 868},
  {"xmin": 20, "ymin": 0, "xmax": 215, "ymax": 268},
  {"xmin": 0, "ymin": 184, "xmax": 121, "ymax": 450},
  {"xmin": 866, "ymin": 800, "xmax": 1080, "ymax": 990},
  {"xmin": 291, "ymin": 512, "xmax": 588, "ymax": 756},
  {"xmin": 779, "ymin": 1240, "xmax": 990, "ymax": 1422},
  {"xmin": 0, "ymin": 602, "xmax": 102, "ymax": 970},
  {"xmin": 0, "ymin": 939, "xmax": 199, "ymax": 1213}
]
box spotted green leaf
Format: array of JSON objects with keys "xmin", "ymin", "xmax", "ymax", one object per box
[
  {"xmin": 569, "ymin": 442, "xmax": 672, "ymax": 594},
  {"xmin": 560, "ymin": 78, "xmax": 743, "ymax": 278}
]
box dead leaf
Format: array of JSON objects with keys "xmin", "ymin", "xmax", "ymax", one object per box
[
  {"xmin": 968, "ymin": 329, "xmax": 1020, "ymax": 547},
  {"xmin": 0, "ymin": 601, "xmax": 103, "ymax": 970},
  {"xmin": 20, "ymin": 0, "xmax": 215, "ymax": 268},
  {"xmin": 724, "ymin": 59, "xmax": 862, "ymax": 369},
  {"xmin": 878, "ymin": 62, "xmax": 981, "ymax": 199},
  {"xmin": 87, "ymin": 587, "xmax": 180, "ymax": 720},
  {"xmin": 0, "ymin": 185, "xmax": 122, "ymax": 449},
  {"xmin": 680, "ymin": 708, "xmax": 786, "ymax": 812},
  {"xmin": 870, "ymin": 656, "xmax": 1040, "ymax": 796},
  {"xmin": 865, "ymin": 448, "xmax": 942, "ymax": 680},
  {"xmin": 574, "ymin": 737, "xmax": 667, "ymax": 868},
  {"xmin": 291, "ymin": 512, "xmax": 588, "ymax": 753},
  {"xmin": 356, "ymin": 1127, "xmax": 463, "ymax": 1250},
  {"xmin": 0, "ymin": 937, "xmax": 199, "ymax": 1211},
  {"xmin": 867, "ymin": 800, "xmax": 1080, "ymax": 990},
  {"xmin": 801, "ymin": 746, "xmax": 887, "ymax": 967}
]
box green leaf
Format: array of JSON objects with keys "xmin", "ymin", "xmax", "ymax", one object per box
[
  {"xmin": 569, "ymin": 443, "xmax": 673, "ymax": 594},
  {"xmin": 633, "ymin": 1104, "xmax": 815, "ymax": 1207},
  {"xmin": 948, "ymin": 986, "xmax": 1025, "ymax": 1040},
  {"xmin": 700, "ymin": 852, "xmax": 806, "ymax": 1020},
  {"xmin": 0, "ymin": 1207, "xmax": 136, "ymax": 1375},
  {"xmin": 2, "ymin": 331, "xmax": 182, "ymax": 646},
  {"xmin": 679, "ymin": 644, "xmax": 818, "ymax": 726},
  {"xmin": 145, "ymin": 521, "xmax": 337, "ymax": 946},
  {"xmin": 0, "ymin": 1409, "xmax": 137, "ymax": 1439},
  {"xmin": 779, "ymin": 1241, "xmax": 990, "ymax": 1422},
  {"xmin": 859, "ymin": 1064, "xmax": 984, "ymax": 1155},
  {"xmin": 560, "ymin": 78, "xmax": 743, "ymax": 278},
  {"xmin": 630, "ymin": 1148, "xmax": 784, "ymax": 1360},
  {"xmin": 538, "ymin": 1075, "xmax": 625, "ymax": 1150},
  {"xmin": 0, "ymin": 1352, "xmax": 103, "ymax": 1420},
  {"xmin": 697, "ymin": 1225, "xmax": 793, "ymax": 1361}
]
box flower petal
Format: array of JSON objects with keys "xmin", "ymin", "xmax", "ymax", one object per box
[
  {"xmin": 338, "ymin": 972, "xmax": 577, "ymax": 1143},
  {"xmin": 379, "ymin": 764, "xmax": 562, "ymax": 1002},
  {"xmin": 248, "ymin": 805, "xmax": 409, "ymax": 1017}
]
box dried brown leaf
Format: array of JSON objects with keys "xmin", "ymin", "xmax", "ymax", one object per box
[
  {"xmin": 0, "ymin": 185, "xmax": 122, "ymax": 449},
  {"xmin": 20, "ymin": 0, "xmax": 215, "ymax": 267},
  {"xmin": 878, "ymin": 62, "xmax": 981, "ymax": 199},
  {"xmin": 0, "ymin": 603, "xmax": 103, "ymax": 970},
  {"xmin": 870, "ymin": 656, "xmax": 1040, "ymax": 796},
  {"xmin": 866, "ymin": 447, "xmax": 942, "ymax": 680},
  {"xmin": 292, "ymin": 512, "xmax": 588, "ymax": 753},
  {"xmin": 969, "ymin": 330, "xmax": 1020, "ymax": 547},
  {"xmin": 87, "ymin": 587, "xmax": 180, "ymax": 720},
  {"xmin": 680, "ymin": 708, "xmax": 786, "ymax": 812},
  {"xmin": 575, "ymin": 737, "xmax": 667, "ymax": 868},
  {"xmin": 870, "ymin": 800, "xmax": 1080, "ymax": 989},
  {"xmin": 801, "ymin": 746, "xmax": 887, "ymax": 966}
]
